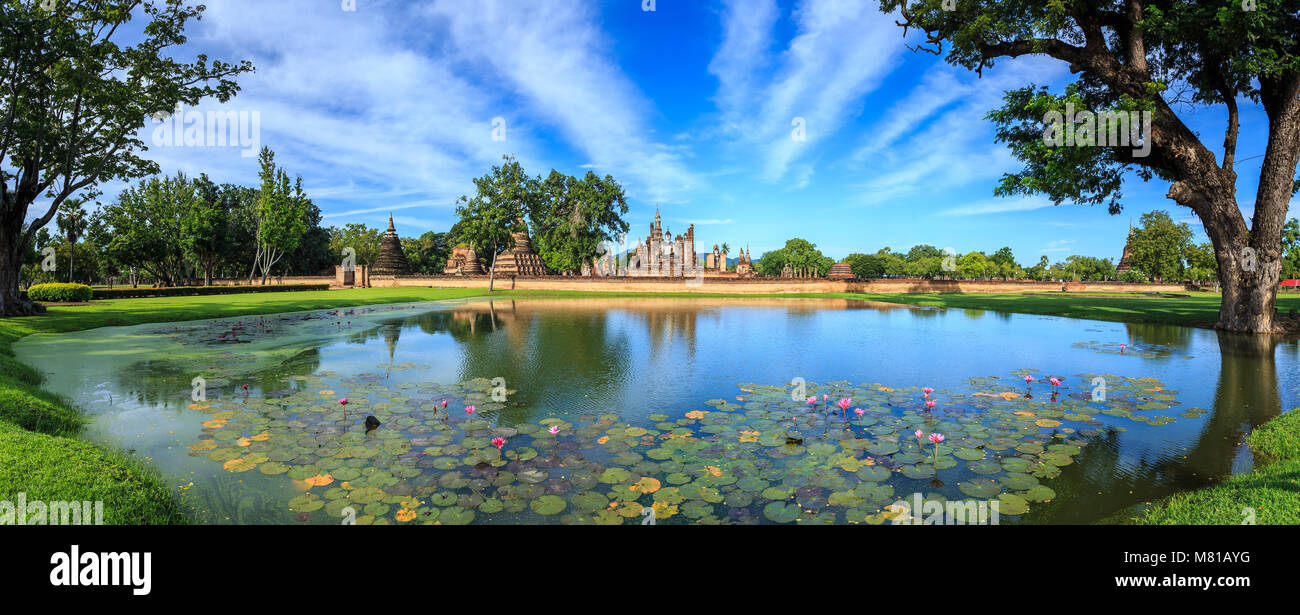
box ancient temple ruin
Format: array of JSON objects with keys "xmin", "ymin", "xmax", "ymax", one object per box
[
  {"xmin": 827, "ymin": 262, "xmax": 854, "ymax": 280},
  {"xmin": 443, "ymin": 245, "xmax": 484, "ymax": 275},
  {"xmin": 627, "ymin": 209, "xmax": 698, "ymax": 277},
  {"xmin": 1115, "ymin": 220, "xmax": 1135, "ymax": 274},
  {"xmin": 371, "ymin": 214, "xmax": 411, "ymax": 275},
  {"xmin": 491, "ymin": 221, "xmax": 548, "ymax": 276},
  {"xmin": 734, "ymin": 247, "xmax": 754, "ymax": 277}
]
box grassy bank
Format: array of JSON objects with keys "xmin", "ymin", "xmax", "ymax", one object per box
[
  {"xmin": 1133, "ymin": 409, "xmax": 1300, "ymax": 524},
  {"xmin": 0, "ymin": 287, "xmax": 490, "ymax": 525}
]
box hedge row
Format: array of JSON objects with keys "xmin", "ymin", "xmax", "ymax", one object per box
[
  {"xmin": 25, "ymin": 283, "xmax": 93, "ymax": 302},
  {"xmin": 91, "ymin": 284, "xmax": 331, "ymax": 299}
]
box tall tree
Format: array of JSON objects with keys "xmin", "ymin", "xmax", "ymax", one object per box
[
  {"xmin": 1129, "ymin": 210, "xmax": 1194, "ymax": 281},
  {"xmin": 328, "ymin": 223, "xmax": 381, "ymax": 267},
  {"xmin": 180, "ymin": 175, "xmax": 231, "ymax": 286},
  {"xmin": 881, "ymin": 0, "xmax": 1300, "ymax": 332},
  {"xmin": 0, "ymin": 1, "xmax": 251, "ymax": 314},
  {"xmin": 530, "ymin": 170, "xmax": 629, "ymax": 274},
  {"xmin": 101, "ymin": 173, "xmax": 194, "ymax": 286},
  {"xmin": 248, "ymin": 148, "xmax": 308, "ymax": 284},
  {"xmin": 54, "ymin": 198, "xmax": 87, "ymax": 282},
  {"xmin": 454, "ymin": 155, "xmax": 537, "ymax": 291}
]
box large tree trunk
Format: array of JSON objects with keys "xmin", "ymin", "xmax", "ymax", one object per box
[{"xmin": 0, "ymin": 226, "xmax": 44, "ymax": 316}]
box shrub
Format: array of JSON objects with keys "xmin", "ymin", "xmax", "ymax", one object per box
[
  {"xmin": 93, "ymin": 284, "xmax": 330, "ymax": 299},
  {"xmin": 26, "ymin": 283, "xmax": 93, "ymax": 303}
]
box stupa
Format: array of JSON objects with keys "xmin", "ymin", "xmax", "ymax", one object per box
[
  {"xmin": 491, "ymin": 221, "xmax": 548, "ymax": 276},
  {"xmin": 443, "ymin": 245, "xmax": 484, "ymax": 275},
  {"xmin": 371, "ymin": 214, "xmax": 411, "ymax": 275},
  {"xmin": 1115, "ymin": 220, "xmax": 1135, "ymax": 274},
  {"xmin": 827, "ymin": 262, "xmax": 854, "ymax": 280}
]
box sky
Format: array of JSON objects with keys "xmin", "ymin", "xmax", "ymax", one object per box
[{"xmin": 101, "ymin": 0, "xmax": 1289, "ymax": 265}]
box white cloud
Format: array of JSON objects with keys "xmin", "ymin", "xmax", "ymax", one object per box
[{"xmin": 935, "ymin": 196, "xmax": 1057, "ymax": 216}]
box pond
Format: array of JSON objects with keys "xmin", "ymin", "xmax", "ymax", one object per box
[{"xmin": 15, "ymin": 297, "xmax": 1299, "ymax": 525}]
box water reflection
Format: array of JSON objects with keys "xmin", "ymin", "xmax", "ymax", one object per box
[{"xmin": 14, "ymin": 296, "xmax": 1297, "ymax": 525}]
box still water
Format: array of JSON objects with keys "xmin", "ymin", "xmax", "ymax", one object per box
[{"xmin": 15, "ymin": 297, "xmax": 1298, "ymax": 524}]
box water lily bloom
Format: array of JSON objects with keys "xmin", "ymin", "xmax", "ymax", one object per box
[
  {"xmin": 1049, "ymin": 377, "xmax": 1061, "ymax": 391},
  {"xmin": 925, "ymin": 400, "xmax": 936, "ymax": 410},
  {"xmin": 548, "ymin": 425, "xmax": 560, "ymax": 436},
  {"xmin": 440, "ymin": 400, "xmax": 448, "ymax": 408},
  {"xmin": 837, "ymin": 398, "xmax": 852, "ymax": 411},
  {"xmin": 915, "ymin": 429, "xmax": 924, "ymax": 441},
  {"xmin": 822, "ymin": 394, "xmax": 828, "ymax": 401},
  {"xmin": 922, "ymin": 387, "xmax": 933, "ymax": 397},
  {"xmin": 491, "ymin": 437, "xmax": 505, "ymax": 449},
  {"xmin": 853, "ymin": 408, "xmax": 865, "ymax": 417},
  {"xmin": 465, "ymin": 406, "xmax": 476, "ymax": 415},
  {"xmin": 339, "ymin": 398, "xmax": 348, "ymax": 405},
  {"xmin": 928, "ymin": 432, "xmax": 945, "ymax": 444},
  {"xmin": 806, "ymin": 396, "xmax": 817, "ymax": 405},
  {"xmin": 1024, "ymin": 375, "xmax": 1035, "ymax": 384}
]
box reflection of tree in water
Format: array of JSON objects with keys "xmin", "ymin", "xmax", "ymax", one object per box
[
  {"xmin": 113, "ymin": 347, "xmax": 323, "ymax": 410},
  {"xmin": 1123, "ymin": 322, "xmax": 1193, "ymax": 352},
  {"xmin": 390, "ymin": 302, "xmax": 632, "ymax": 423},
  {"xmin": 184, "ymin": 472, "xmax": 290, "ymax": 525},
  {"xmin": 1021, "ymin": 331, "xmax": 1281, "ymax": 523}
]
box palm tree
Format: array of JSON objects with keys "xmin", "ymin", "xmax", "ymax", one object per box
[
  {"xmin": 720, "ymin": 242, "xmax": 730, "ymax": 270},
  {"xmin": 55, "ymin": 200, "xmax": 88, "ymax": 283}
]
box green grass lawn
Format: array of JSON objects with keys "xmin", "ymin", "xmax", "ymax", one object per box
[
  {"xmin": 1133, "ymin": 409, "xmax": 1300, "ymax": 525},
  {"xmin": 2, "ymin": 285, "xmax": 1296, "ymax": 524}
]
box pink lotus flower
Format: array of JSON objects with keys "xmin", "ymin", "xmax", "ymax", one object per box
[
  {"xmin": 806, "ymin": 396, "xmax": 817, "ymax": 405},
  {"xmin": 922, "ymin": 387, "xmax": 933, "ymax": 397},
  {"xmin": 925, "ymin": 400, "xmax": 936, "ymax": 410},
  {"xmin": 1120, "ymin": 343, "xmax": 1127, "ymax": 352},
  {"xmin": 440, "ymin": 400, "xmax": 448, "ymax": 408},
  {"xmin": 822, "ymin": 394, "xmax": 829, "ymax": 402},
  {"xmin": 548, "ymin": 425, "xmax": 560, "ymax": 436},
  {"xmin": 242, "ymin": 384, "xmax": 248, "ymax": 390},
  {"xmin": 465, "ymin": 405, "xmax": 475, "ymax": 415},
  {"xmin": 853, "ymin": 408, "xmax": 865, "ymax": 417},
  {"xmin": 339, "ymin": 398, "xmax": 348, "ymax": 405},
  {"xmin": 915, "ymin": 429, "xmax": 924, "ymax": 441},
  {"xmin": 1024, "ymin": 375, "xmax": 1035, "ymax": 384},
  {"xmin": 491, "ymin": 437, "xmax": 505, "ymax": 449},
  {"xmin": 836, "ymin": 398, "xmax": 852, "ymax": 411},
  {"xmin": 928, "ymin": 432, "xmax": 945, "ymax": 444}
]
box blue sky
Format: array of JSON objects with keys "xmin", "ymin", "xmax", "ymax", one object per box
[{"xmin": 115, "ymin": 0, "xmax": 1287, "ymax": 265}]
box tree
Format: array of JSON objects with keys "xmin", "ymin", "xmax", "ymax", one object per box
[
  {"xmin": 180, "ymin": 175, "xmax": 232, "ymax": 286},
  {"xmin": 881, "ymin": 1, "xmax": 1300, "ymax": 333},
  {"xmin": 1184, "ymin": 242, "xmax": 1218, "ymax": 285},
  {"xmin": 0, "ymin": 1, "xmax": 251, "ymax": 314},
  {"xmin": 845, "ymin": 252, "xmax": 885, "ymax": 278},
  {"xmin": 455, "ymin": 155, "xmax": 537, "ymax": 291},
  {"xmin": 403, "ymin": 231, "xmax": 451, "ymax": 275},
  {"xmin": 283, "ymin": 201, "xmax": 334, "ymax": 276},
  {"xmin": 530, "ymin": 170, "xmax": 629, "ymax": 274},
  {"xmin": 101, "ymin": 173, "xmax": 195, "ymax": 286},
  {"xmin": 249, "ymin": 148, "xmax": 309, "ymax": 284},
  {"xmin": 54, "ymin": 199, "xmax": 87, "ymax": 283},
  {"xmin": 1129, "ymin": 210, "xmax": 1194, "ymax": 282},
  {"xmin": 1282, "ymin": 219, "xmax": 1300, "ymax": 280},
  {"xmin": 957, "ymin": 251, "xmax": 990, "ymax": 279},
  {"xmin": 329, "ymin": 223, "xmax": 382, "ymax": 267}
]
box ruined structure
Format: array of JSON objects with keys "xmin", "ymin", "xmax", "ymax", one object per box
[
  {"xmin": 827, "ymin": 262, "xmax": 854, "ymax": 280},
  {"xmin": 734, "ymin": 247, "xmax": 754, "ymax": 277},
  {"xmin": 1115, "ymin": 220, "xmax": 1135, "ymax": 274},
  {"xmin": 627, "ymin": 209, "xmax": 697, "ymax": 277},
  {"xmin": 443, "ymin": 245, "xmax": 484, "ymax": 275},
  {"xmin": 371, "ymin": 214, "xmax": 411, "ymax": 275},
  {"xmin": 491, "ymin": 222, "xmax": 548, "ymax": 276}
]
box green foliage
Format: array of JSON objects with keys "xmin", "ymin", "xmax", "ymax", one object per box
[
  {"xmin": 1129, "ymin": 210, "xmax": 1194, "ymax": 282},
  {"xmin": 530, "ymin": 170, "xmax": 629, "ymax": 274},
  {"xmin": 0, "ymin": 389, "xmax": 81, "ymax": 437},
  {"xmin": 100, "ymin": 172, "xmax": 197, "ymax": 286},
  {"xmin": 26, "ymin": 283, "xmax": 92, "ymax": 303},
  {"xmin": 92, "ymin": 284, "xmax": 329, "ymax": 299},
  {"xmin": 844, "ymin": 253, "xmax": 885, "ymax": 278},
  {"xmin": 251, "ymin": 148, "xmax": 310, "ymax": 283},
  {"xmin": 756, "ymin": 238, "xmax": 833, "ymax": 277},
  {"xmin": 0, "ymin": 0, "xmax": 252, "ymax": 312},
  {"xmin": 1281, "ymin": 219, "xmax": 1300, "ymax": 280},
  {"xmin": 455, "ymin": 155, "xmax": 543, "ymax": 286},
  {"xmin": 402, "ymin": 232, "xmax": 452, "ymax": 275},
  {"xmin": 329, "ymin": 223, "xmax": 382, "ymax": 266}
]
